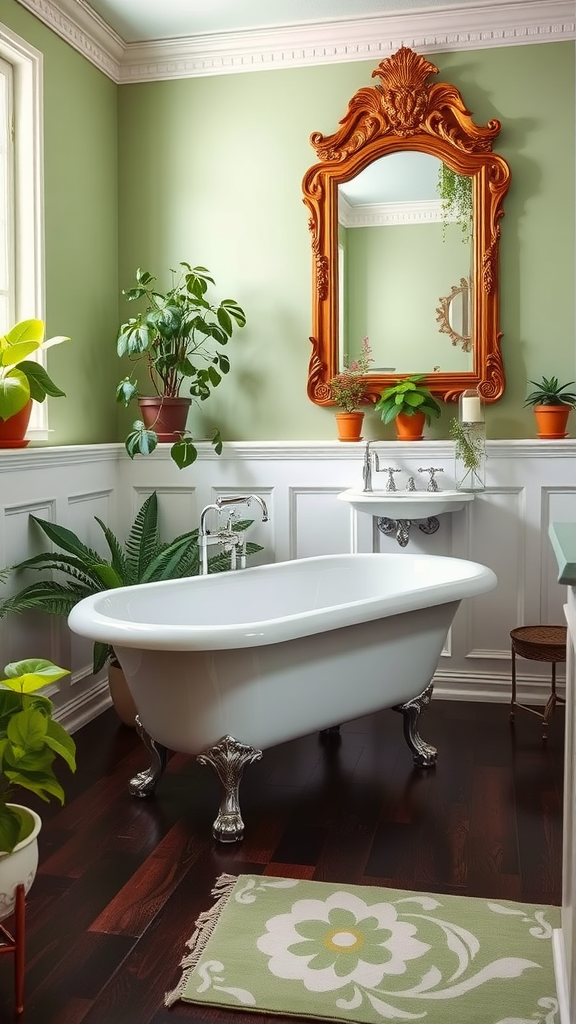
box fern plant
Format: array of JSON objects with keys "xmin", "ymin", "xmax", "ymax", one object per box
[{"xmin": 0, "ymin": 492, "xmax": 263, "ymax": 674}]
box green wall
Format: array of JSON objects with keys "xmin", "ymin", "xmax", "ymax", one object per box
[
  {"xmin": 3, "ymin": 0, "xmax": 118, "ymax": 444},
  {"xmin": 117, "ymin": 42, "xmax": 575, "ymax": 441},
  {"xmin": 2, "ymin": 3, "xmax": 574, "ymax": 442}
]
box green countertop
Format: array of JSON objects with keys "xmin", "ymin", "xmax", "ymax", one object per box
[{"xmin": 549, "ymin": 522, "xmax": 576, "ymax": 584}]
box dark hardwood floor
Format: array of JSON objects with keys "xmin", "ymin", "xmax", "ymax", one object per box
[{"xmin": 0, "ymin": 697, "xmax": 564, "ymax": 1023}]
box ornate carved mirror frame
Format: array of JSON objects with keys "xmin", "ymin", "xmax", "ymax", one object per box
[{"xmin": 302, "ymin": 47, "xmax": 511, "ymax": 407}]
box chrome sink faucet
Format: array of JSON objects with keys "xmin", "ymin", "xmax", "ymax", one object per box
[
  {"xmin": 418, "ymin": 467, "xmax": 444, "ymax": 492},
  {"xmin": 362, "ymin": 441, "xmax": 380, "ymax": 492},
  {"xmin": 199, "ymin": 494, "xmax": 269, "ymax": 575}
]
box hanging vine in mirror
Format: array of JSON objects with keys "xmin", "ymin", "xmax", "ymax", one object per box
[{"xmin": 302, "ymin": 46, "xmax": 511, "ymax": 407}]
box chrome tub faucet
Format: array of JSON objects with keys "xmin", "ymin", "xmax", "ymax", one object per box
[{"xmin": 199, "ymin": 494, "xmax": 269, "ymax": 574}]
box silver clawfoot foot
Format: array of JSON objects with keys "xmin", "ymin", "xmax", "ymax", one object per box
[
  {"xmin": 197, "ymin": 735, "xmax": 262, "ymax": 843},
  {"xmin": 392, "ymin": 681, "xmax": 437, "ymax": 767},
  {"xmin": 129, "ymin": 715, "xmax": 168, "ymax": 797}
]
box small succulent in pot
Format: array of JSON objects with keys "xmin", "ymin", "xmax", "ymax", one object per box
[
  {"xmin": 523, "ymin": 376, "xmax": 576, "ymax": 407},
  {"xmin": 375, "ymin": 374, "xmax": 442, "ymax": 425}
]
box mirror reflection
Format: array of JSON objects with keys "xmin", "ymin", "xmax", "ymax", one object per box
[{"xmin": 337, "ymin": 153, "xmax": 473, "ymax": 374}]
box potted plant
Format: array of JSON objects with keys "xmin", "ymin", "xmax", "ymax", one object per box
[
  {"xmin": 0, "ymin": 658, "xmax": 76, "ymax": 918},
  {"xmin": 524, "ymin": 376, "xmax": 576, "ymax": 439},
  {"xmin": 0, "ymin": 493, "xmax": 263, "ymax": 724},
  {"xmin": 116, "ymin": 263, "xmax": 246, "ymax": 469},
  {"xmin": 0, "ymin": 319, "xmax": 70, "ymax": 447},
  {"xmin": 375, "ymin": 374, "xmax": 442, "ymax": 440},
  {"xmin": 328, "ymin": 336, "xmax": 373, "ymax": 442}
]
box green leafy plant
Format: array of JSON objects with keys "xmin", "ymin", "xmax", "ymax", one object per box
[
  {"xmin": 329, "ymin": 336, "xmax": 373, "ymax": 412},
  {"xmin": 375, "ymin": 374, "xmax": 442, "ymax": 425},
  {"xmin": 116, "ymin": 263, "xmax": 246, "ymax": 469},
  {"xmin": 0, "ymin": 492, "xmax": 263, "ymax": 675},
  {"xmin": 437, "ymin": 164, "xmax": 473, "ymax": 243},
  {"xmin": 0, "ymin": 659, "xmax": 76, "ymax": 853},
  {"xmin": 0, "ymin": 319, "xmax": 70, "ymax": 422},
  {"xmin": 524, "ymin": 376, "xmax": 576, "ymax": 407}
]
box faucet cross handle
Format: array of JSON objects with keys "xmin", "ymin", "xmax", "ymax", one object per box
[
  {"xmin": 418, "ymin": 467, "xmax": 444, "ymax": 492},
  {"xmin": 382, "ymin": 467, "xmax": 401, "ymax": 492}
]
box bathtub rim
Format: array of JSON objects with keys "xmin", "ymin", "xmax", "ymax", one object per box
[{"xmin": 67, "ymin": 552, "xmax": 498, "ymax": 652}]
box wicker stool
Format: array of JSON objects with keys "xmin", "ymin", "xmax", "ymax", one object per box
[{"xmin": 509, "ymin": 625, "xmax": 567, "ymax": 739}]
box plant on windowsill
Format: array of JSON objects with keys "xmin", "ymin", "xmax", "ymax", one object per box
[
  {"xmin": 0, "ymin": 319, "xmax": 70, "ymax": 448},
  {"xmin": 0, "ymin": 657, "xmax": 76, "ymax": 922},
  {"xmin": 375, "ymin": 374, "xmax": 442, "ymax": 441},
  {"xmin": 116, "ymin": 263, "xmax": 246, "ymax": 470},
  {"xmin": 524, "ymin": 376, "xmax": 576, "ymax": 439},
  {"xmin": 328, "ymin": 337, "xmax": 373, "ymax": 442},
  {"xmin": 0, "ymin": 492, "xmax": 263, "ymax": 725}
]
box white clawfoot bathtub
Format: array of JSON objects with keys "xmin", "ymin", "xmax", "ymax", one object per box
[{"xmin": 68, "ymin": 553, "xmax": 497, "ymax": 841}]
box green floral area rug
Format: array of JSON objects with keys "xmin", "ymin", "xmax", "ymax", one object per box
[{"xmin": 165, "ymin": 873, "xmax": 561, "ymax": 1023}]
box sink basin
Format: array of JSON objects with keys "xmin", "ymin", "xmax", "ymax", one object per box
[{"xmin": 338, "ymin": 488, "xmax": 475, "ymax": 519}]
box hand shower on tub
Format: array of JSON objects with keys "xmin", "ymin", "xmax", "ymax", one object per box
[{"xmin": 199, "ymin": 494, "xmax": 269, "ymax": 574}]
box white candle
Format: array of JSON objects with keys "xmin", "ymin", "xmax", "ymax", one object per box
[{"xmin": 461, "ymin": 395, "xmax": 484, "ymax": 423}]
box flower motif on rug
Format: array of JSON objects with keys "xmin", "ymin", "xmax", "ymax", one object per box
[{"xmin": 257, "ymin": 891, "xmax": 430, "ymax": 992}]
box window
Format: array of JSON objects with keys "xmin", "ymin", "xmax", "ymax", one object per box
[{"xmin": 0, "ymin": 25, "xmax": 45, "ymax": 437}]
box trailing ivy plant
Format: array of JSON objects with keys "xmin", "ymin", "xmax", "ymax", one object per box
[{"xmin": 437, "ymin": 164, "xmax": 473, "ymax": 243}]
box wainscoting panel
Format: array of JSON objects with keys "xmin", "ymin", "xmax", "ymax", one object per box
[{"xmin": 1, "ymin": 439, "xmax": 576, "ymax": 729}]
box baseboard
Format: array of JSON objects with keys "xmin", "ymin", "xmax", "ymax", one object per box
[{"xmin": 54, "ymin": 677, "xmax": 113, "ymax": 734}]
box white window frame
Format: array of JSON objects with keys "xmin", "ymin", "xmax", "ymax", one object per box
[{"xmin": 0, "ymin": 24, "xmax": 45, "ymax": 438}]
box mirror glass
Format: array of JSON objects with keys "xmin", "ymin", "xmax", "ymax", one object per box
[
  {"xmin": 302, "ymin": 46, "xmax": 511, "ymax": 408},
  {"xmin": 337, "ymin": 152, "xmax": 473, "ymax": 374}
]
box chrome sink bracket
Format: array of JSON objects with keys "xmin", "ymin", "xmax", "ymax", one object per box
[
  {"xmin": 129, "ymin": 715, "xmax": 168, "ymax": 797},
  {"xmin": 197, "ymin": 735, "xmax": 263, "ymax": 843},
  {"xmin": 377, "ymin": 516, "xmax": 440, "ymax": 547},
  {"xmin": 392, "ymin": 681, "xmax": 437, "ymax": 768}
]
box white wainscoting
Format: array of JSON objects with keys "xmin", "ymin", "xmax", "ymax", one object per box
[{"xmin": 1, "ymin": 439, "xmax": 575, "ymax": 732}]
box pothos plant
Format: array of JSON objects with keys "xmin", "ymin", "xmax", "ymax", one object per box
[
  {"xmin": 437, "ymin": 164, "xmax": 473, "ymax": 243},
  {"xmin": 0, "ymin": 659, "xmax": 76, "ymax": 853},
  {"xmin": 116, "ymin": 263, "xmax": 246, "ymax": 470}
]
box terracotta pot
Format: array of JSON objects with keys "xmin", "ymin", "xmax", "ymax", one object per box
[
  {"xmin": 533, "ymin": 404, "xmax": 571, "ymax": 439},
  {"xmin": 0, "ymin": 401, "xmax": 32, "ymax": 448},
  {"xmin": 335, "ymin": 411, "xmax": 364, "ymax": 442},
  {"xmin": 395, "ymin": 410, "xmax": 426, "ymax": 441},
  {"xmin": 138, "ymin": 397, "xmax": 192, "ymax": 442},
  {"xmin": 108, "ymin": 659, "xmax": 137, "ymax": 727},
  {"xmin": 0, "ymin": 806, "xmax": 41, "ymax": 922}
]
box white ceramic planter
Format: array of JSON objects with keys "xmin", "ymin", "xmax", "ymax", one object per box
[{"xmin": 0, "ymin": 805, "xmax": 41, "ymax": 921}]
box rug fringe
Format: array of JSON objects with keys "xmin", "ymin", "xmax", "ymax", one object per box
[{"xmin": 164, "ymin": 873, "xmax": 238, "ymax": 1007}]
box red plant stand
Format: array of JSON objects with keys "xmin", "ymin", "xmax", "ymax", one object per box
[{"xmin": 0, "ymin": 884, "xmax": 26, "ymax": 1015}]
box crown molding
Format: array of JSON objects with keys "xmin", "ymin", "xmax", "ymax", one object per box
[
  {"xmin": 15, "ymin": 0, "xmax": 576, "ymax": 84},
  {"xmin": 15, "ymin": 0, "xmax": 123, "ymax": 79}
]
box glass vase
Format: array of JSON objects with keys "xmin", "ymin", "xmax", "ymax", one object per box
[{"xmin": 454, "ymin": 390, "xmax": 486, "ymax": 492}]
